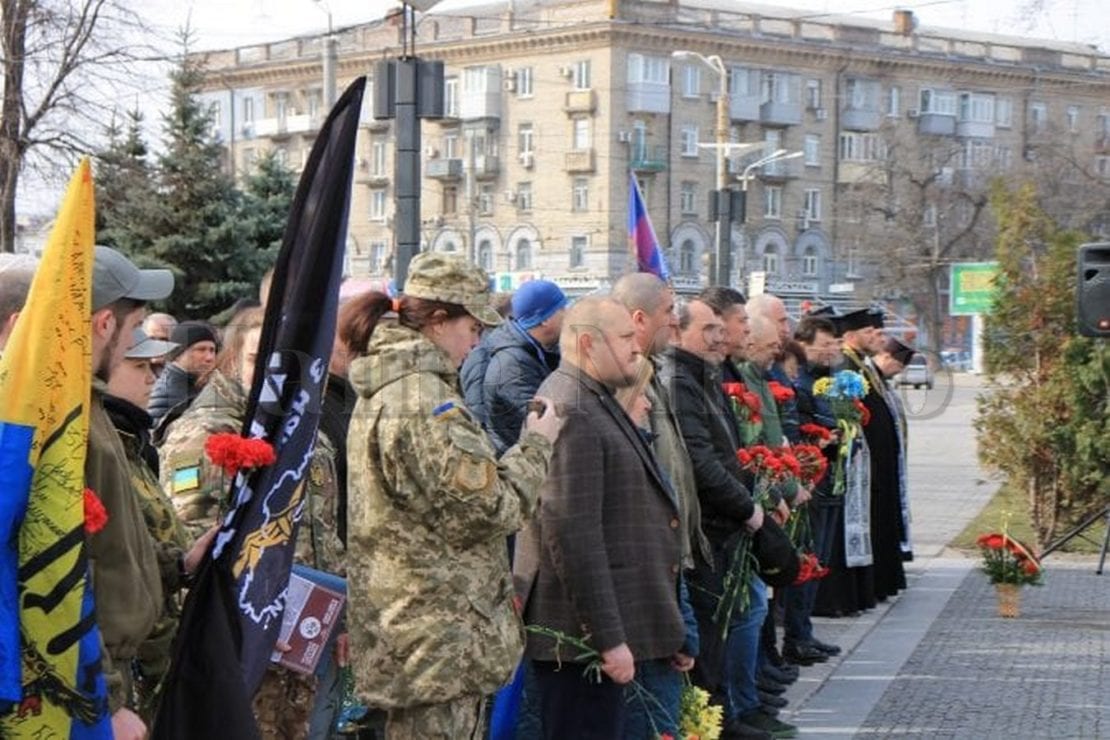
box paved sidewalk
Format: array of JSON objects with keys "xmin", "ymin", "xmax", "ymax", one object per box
[{"xmin": 783, "ymin": 558, "xmax": 1110, "ymax": 738}]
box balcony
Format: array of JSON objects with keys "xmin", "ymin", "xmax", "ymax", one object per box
[
  {"xmin": 760, "ymin": 157, "xmax": 801, "ymax": 180},
  {"xmin": 459, "ymin": 91, "xmax": 501, "ymax": 121},
  {"xmin": 253, "ymin": 114, "xmax": 318, "ymax": 139},
  {"xmin": 426, "ymin": 158, "xmax": 463, "ymax": 180},
  {"xmin": 841, "ymin": 107, "xmax": 881, "ymax": 132},
  {"xmin": 564, "ymin": 149, "xmax": 596, "ymax": 173},
  {"xmin": 626, "ymin": 83, "xmax": 670, "ymax": 114},
  {"xmin": 564, "ymin": 90, "xmax": 597, "ymax": 114},
  {"xmin": 730, "ymin": 95, "xmax": 760, "ymax": 122},
  {"xmin": 760, "ymin": 100, "xmax": 802, "ymax": 127},
  {"xmin": 356, "ymin": 168, "xmax": 390, "ymax": 186},
  {"xmin": 837, "ymin": 161, "xmax": 885, "ymax": 185},
  {"xmin": 630, "ymin": 145, "xmax": 668, "ymax": 172},
  {"xmin": 917, "ymin": 113, "xmax": 956, "ymax": 136},
  {"xmin": 473, "ymin": 154, "xmax": 500, "ymax": 179},
  {"xmin": 956, "ymin": 120, "xmax": 995, "ymax": 138}
]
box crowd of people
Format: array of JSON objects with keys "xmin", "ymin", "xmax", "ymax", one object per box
[{"xmin": 0, "ymin": 247, "xmax": 915, "ymax": 740}]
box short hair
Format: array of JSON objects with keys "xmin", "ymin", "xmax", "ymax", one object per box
[
  {"xmin": 697, "ymin": 286, "xmax": 746, "ymax": 316},
  {"xmin": 676, "ymin": 297, "xmax": 718, "ymax": 331},
  {"xmin": 780, "ymin": 339, "xmax": 807, "ymax": 367},
  {"xmin": 795, "ymin": 316, "xmax": 836, "ymax": 344},
  {"xmin": 611, "ymin": 272, "xmax": 668, "ymax": 314},
  {"xmin": 745, "ymin": 292, "xmax": 783, "ymax": 320},
  {"xmin": 559, "ymin": 295, "xmax": 625, "ymax": 358},
  {"xmin": 0, "ymin": 263, "xmax": 35, "ymax": 322}
]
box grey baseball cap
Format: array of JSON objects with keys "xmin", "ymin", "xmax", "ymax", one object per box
[
  {"xmin": 92, "ymin": 245, "xmax": 174, "ymax": 312},
  {"xmin": 125, "ymin": 327, "xmax": 179, "ymax": 360}
]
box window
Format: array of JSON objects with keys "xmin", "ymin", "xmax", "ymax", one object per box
[
  {"xmin": 243, "ymin": 97, "xmax": 255, "ymax": 123},
  {"xmin": 518, "ymin": 123, "xmax": 534, "ymax": 156},
  {"xmin": 960, "ymin": 139, "xmax": 994, "ymax": 170},
  {"xmin": 680, "ymin": 181, "xmax": 697, "ymax": 214},
  {"xmin": 478, "ymin": 184, "xmax": 494, "ymax": 215},
  {"xmin": 463, "ymin": 67, "xmax": 490, "ymax": 93},
  {"xmin": 996, "ymin": 146, "xmax": 1013, "ymax": 170},
  {"xmin": 627, "ymin": 54, "xmax": 669, "ymax": 84},
  {"xmin": 441, "ymin": 241, "xmax": 458, "ymax": 253},
  {"xmin": 886, "ymin": 86, "xmax": 901, "ymax": 118},
  {"xmin": 958, "ymin": 92, "xmax": 995, "ymax": 123},
  {"xmin": 763, "ymin": 186, "xmax": 782, "ymax": 219},
  {"xmin": 478, "ymin": 240, "xmax": 493, "ymax": 271},
  {"xmin": 1030, "ymin": 102, "xmax": 1047, "ymax": 133},
  {"xmin": 371, "ymin": 141, "xmax": 387, "ymax": 176},
  {"xmin": 370, "ymin": 241, "xmax": 387, "ymax": 273},
  {"xmin": 631, "ymin": 120, "xmax": 648, "ymax": 160},
  {"xmin": 272, "ymin": 93, "xmax": 288, "ymax": 120},
  {"xmin": 682, "ymin": 65, "xmax": 701, "ymax": 98},
  {"xmin": 370, "ymin": 189, "xmax": 387, "ymax": 220},
  {"xmin": 761, "ymin": 72, "xmax": 798, "ymax": 105},
  {"xmin": 515, "ymin": 239, "xmax": 532, "ymax": 269},
  {"xmin": 1097, "ymin": 156, "xmax": 1110, "ymax": 179},
  {"xmin": 516, "ymin": 67, "xmax": 534, "ymax": 98},
  {"xmin": 517, "ymin": 182, "xmax": 533, "ymax": 211},
  {"xmin": 805, "ymin": 78, "xmax": 821, "ymax": 109},
  {"xmin": 444, "ymin": 78, "xmax": 459, "ymax": 117},
  {"xmin": 804, "ymin": 135, "xmax": 821, "ymax": 166},
  {"xmin": 306, "ymin": 91, "xmax": 321, "ymax": 119},
  {"xmin": 572, "ymin": 177, "xmax": 589, "ymax": 212},
  {"xmin": 441, "ymin": 134, "xmax": 459, "ymax": 160},
  {"xmin": 923, "ymin": 203, "xmax": 937, "ymax": 227},
  {"xmin": 919, "ymin": 88, "xmax": 957, "ymax": 116},
  {"xmin": 679, "ymin": 239, "xmax": 696, "ymax": 273},
  {"xmin": 762, "ymin": 244, "xmax": 780, "ymax": 273},
  {"xmin": 1066, "ymin": 105, "xmax": 1080, "ymax": 133},
  {"xmin": 996, "ymin": 97, "xmax": 1013, "ymax": 127},
  {"xmin": 839, "ymin": 132, "xmax": 886, "ymax": 161},
  {"xmin": 801, "ymin": 246, "xmax": 818, "ymax": 276},
  {"xmin": 1098, "ymin": 110, "xmax": 1110, "ymax": 138},
  {"xmin": 211, "ymin": 100, "xmax": 222, "ymax": 129},
  {"xmin": 442, "ymin": 186, "xmax": 458, "ymax": 215},
  {"xmin": 573, "ymin": 60, "xmax": 591, "ymax": 90},
  {"xmin": 844, "ymin": 78, "xmax": 878, "ymax": 110},
  {"xmin": 569, "ymin": 236, "xmax": 587, "ymax": 268},
  {"xmin": 803, "ymin": 189, "xmax": 821, "ymax": 222},
  {"xmin": 572, "ymin": 118, "xmax": 590, "ymax": 150},
  {"xmin": 680, "ymin": 126, "xmax": 699, "ymax": 157},
  {"xmin": 729, "ymin": 67, "xmax": 759, "ymax": 97}
]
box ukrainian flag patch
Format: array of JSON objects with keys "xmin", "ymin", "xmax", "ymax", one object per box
[
  {"xmin": 171, "ymin": 465, "xmax": 201, "ymax": 493},
  {"xmin": 432, "ymin": 401, "xmax": 458, "ymax": 418}
]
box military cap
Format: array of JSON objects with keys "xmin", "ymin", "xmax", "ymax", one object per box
[
  {"xmin": 806, "ymin": 304, "xmax": 837, "ymax": 318},
  {"xmin": 883, "ymin": 335, "xmax": 915, "ymax": 365},
  {"xmin": 403, "ymin": 252, "xmax": 501, "ymax": 327},
  {"xmin": 836, "ymin": 308, "xmax": 873, "ymax": 333},
  {"xmin": 868, "ymin": 308, "xmax": 886, "ymax": 329}
]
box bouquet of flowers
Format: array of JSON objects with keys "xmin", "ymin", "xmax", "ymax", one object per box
[
  {"xmin": 722, "ymin": 381, "xmax": 762, "ymax": 426},
  {"xmin": 674, "ymin": 682, "xmax": 724, "ymax": 740},
  {"xmin": 812, "ymin": 369, "xmax": 870, "ymax": 495},
  {"xmin": 791, "ymin": 444, "xmax": 828, "ymax": 487},
  {"xmin": 978, "ymin": 532, "xmax": 1043, "ymax": 586},
  {"xmin": 767, "ymin": 380, "xmax": 796, "ymax": 406},
  {"xmin": 799, "ymin": 422, "xmax": 832, "ymax": 445}
]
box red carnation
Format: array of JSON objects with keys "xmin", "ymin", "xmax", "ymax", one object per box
[
  {"xmin": 853, "ymin": 399, "xmax": 871, "ymax": 426},
  {"xmin": 83, "ymin": 488, "xmax": 108, "ymax": 535},
  {"xmin": 768, "ymin": 381, "xmax": 796, "ymax": 404},
  {"xmin": 799, "ymin": 423, "xmax": 832, "ymax": 442},
  {"xmin": 204, "ymin": 433, "xmax": 277, "ymax": 476},
  {"xmin": 722, "ymin": 382, "xmax": 744, "ymax": 399}
]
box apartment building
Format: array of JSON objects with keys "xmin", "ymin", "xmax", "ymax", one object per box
[{"xmin": 195, "ymin": 0, "xmax": 1110, "ymax": 299}]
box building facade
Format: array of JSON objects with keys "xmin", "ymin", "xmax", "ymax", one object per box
[{"xmin": 195, "ymin": 0, "xmax": 1110, "ymax": 299}]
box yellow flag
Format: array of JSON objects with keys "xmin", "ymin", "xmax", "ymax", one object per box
[{"xmin": 0, "ymin": 159, "xmax": 111, "ymax": 737}]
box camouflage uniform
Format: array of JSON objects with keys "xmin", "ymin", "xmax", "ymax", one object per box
[
  {"xmin": 157, "ymin": 369, "xmax": 345, "ymax": 737},
  {"xmin": 345, "ymin": 253, "xmax": 553, "ymax": 740}
]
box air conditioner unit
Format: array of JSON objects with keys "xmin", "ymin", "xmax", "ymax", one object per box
[
  {"xmin": 617, "ymin": 130, "xmax": 631, "ymax": 143},
  {"xmin": 907, "ymin": 108, "xmax": 920, "ymax": 119},
  {"xmin": 519, "ymin": 151, "xmax": 535, "ymax": 169},
  {"xmin": 424, "ymin": 145, "xmax": 440, "ymax": 158},
  {"xmin": 558, "ymin": 65, "xmax": 573, "ymax": 79},
  {"xmin": 814, "ymin": 108, "xmax": 828, "ymax": 121},
  {"xmin": 503, "ymin": 77, "xmax": 517, "ymax": 92}
]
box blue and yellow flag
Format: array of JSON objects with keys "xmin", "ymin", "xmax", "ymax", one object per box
[{"xmin": 0, "ymin": 159, "xmax": 111, "ymax": 737}]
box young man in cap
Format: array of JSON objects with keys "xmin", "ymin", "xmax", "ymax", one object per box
[
  {"xmin": 147, "ymin": 320, "xmax": 220, "ymax": 424},
  {"xmin": 460, "ymin": 279, "xmax": 567, "ymax": 454},
  {"xmin": 86, "ymin": 245, "xmax": 193, "ymax": 739}
]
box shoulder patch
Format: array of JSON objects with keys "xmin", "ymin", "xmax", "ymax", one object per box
[
  {"xmin": 171, "ymin": 466, "xmax": 201, "ymax": 493},
  {"xmin": 432, "ymin": 400, "xmax": 460, "ymax": 419}
]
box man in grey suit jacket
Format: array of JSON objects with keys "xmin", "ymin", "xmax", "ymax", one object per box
[{"xmin": 514, "ymin": 296, "xmax": 686, "ymax": 739}]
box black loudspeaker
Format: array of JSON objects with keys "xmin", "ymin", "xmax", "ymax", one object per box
[{"xmin": 1077, "ymin": 242, "xmax": 1110, "ymax": 338}]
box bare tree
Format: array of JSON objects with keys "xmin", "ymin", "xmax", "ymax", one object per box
[{"xmin": 0, "ymin": 0, "xmax": 151, "ymax": 252}]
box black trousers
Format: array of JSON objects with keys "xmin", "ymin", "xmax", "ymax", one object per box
[{"xmin": 532, "ymin": 660, "xmax": 627, "ymax": 739}]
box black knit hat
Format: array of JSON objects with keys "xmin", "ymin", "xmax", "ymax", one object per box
[{"xmin": 169, "ymin": 320, "xmax": 221, "ymax": 355}]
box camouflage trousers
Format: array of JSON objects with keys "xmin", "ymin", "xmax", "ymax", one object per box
[
  {"xmin": 253, "ymin": 666, "xmax": 319, "ymax": 739},
  {"xmin": 386, "ymin": 695, "xmax": 487, "ymax": 740}
]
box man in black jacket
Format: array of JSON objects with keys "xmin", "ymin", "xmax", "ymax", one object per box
[
  {"xmin": 147, "ymin": 320, "xmax": 219, "ymax": 425},
  {"xmin": 660, "ymin": 299, "xmax": 795, "ymax": 739}
]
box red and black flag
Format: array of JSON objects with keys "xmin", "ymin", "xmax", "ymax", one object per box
[{"xmin": 153, "ymin": 76, "xmax": 366, "ymax": 740}]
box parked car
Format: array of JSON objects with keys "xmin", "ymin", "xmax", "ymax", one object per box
[
  {"xmin": 940, "ymin": 350, "xmax": 971, "ymax": 372},
  {"xmin": 897, "ymin": 353, "xmax": 934, "ymax": 389}
]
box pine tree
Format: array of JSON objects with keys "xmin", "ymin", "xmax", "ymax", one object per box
[
  {"xmin": 151, "ymin": 45, "xmax": 259, "ymax": 319},
  {"xmin": 95, "ymin": 109, "xmax": 160, "ymax": 259},
  {"xmin": 238, "ymin": 150, "xmax": 295, "ymax": 265}
]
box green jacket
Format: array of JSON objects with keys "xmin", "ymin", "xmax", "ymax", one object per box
[
  {"xmin": 346, "ymin": 324, "xmax": 553, "ymax": 708},
  {"xmin": 87, "ymin": 381, "xmax": 163, "ymax": 713}
]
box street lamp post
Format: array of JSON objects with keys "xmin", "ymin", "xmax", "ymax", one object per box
[{"xmin": 312, "ymin": 0, "xmax": 337, "ymax": 108}]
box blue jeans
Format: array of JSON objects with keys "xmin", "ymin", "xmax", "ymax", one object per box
[
  {"xmin": 723, "ymin": 576, "xmax": 768, "ymax": 718},
  {"xmin": 623, "ymin": 658, "xmax": 682, "ymax": 739}
]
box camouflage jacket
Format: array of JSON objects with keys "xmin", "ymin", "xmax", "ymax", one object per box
[
  {"xmin": 157, "ymin": 370, "xmax": 346, "ymax": 575},
  {"xmin": 346, "ymin": 323, "xmax": 553, "ymax": 709}
]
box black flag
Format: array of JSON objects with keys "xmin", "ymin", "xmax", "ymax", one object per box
[{"xmin": 153, "ymin": 76, "xmax": 366, "ymax": 740}]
